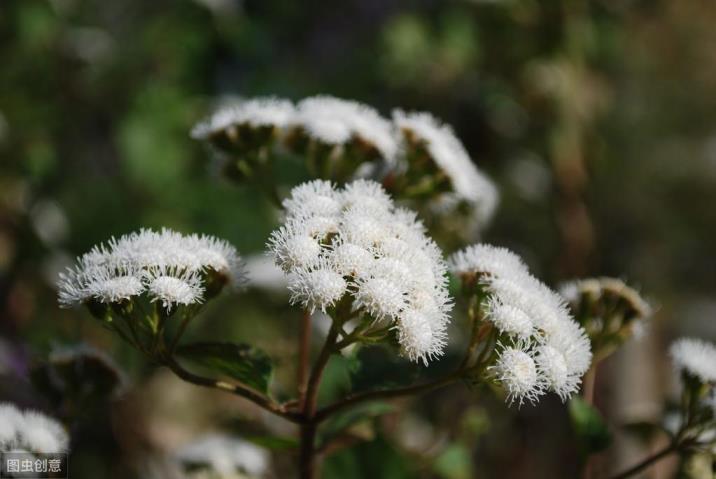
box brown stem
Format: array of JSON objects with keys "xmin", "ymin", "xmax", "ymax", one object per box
[
  {"xmin": 162, "ymin": 354, "xmax": 301, "ymax": 423},
  {"xmin": 298, "ymin": 310, "xmax": 312, "ymax": 410},
  {"xmin": 582, "ymin": 365, "xmax": 597, "ymax": 405},
  {"xmin": 299, "ymin": 321, "xmax": 340, "ymax": 479},
  {"xmin": 608, "ymin": 442, "xmax": 678, "ymax": 479},
  {"xmin": 314, "ymin": 369, "xmax": 464, "ymax": 423}
]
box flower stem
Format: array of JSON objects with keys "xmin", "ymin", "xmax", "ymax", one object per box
[
  {"xmin": 161, "ymin": 353, "xmax": 301, "ymax": 423},
  {"xmin": 314, "ymin": 369, "xmax": 464, "ymax": 423},
  {"xmin": 608, "ymin": 442, "xmax": 678, "ymax": 479},
  {"xmin": 298, "ymin": 310, "xmax": 312, "ymax": 410},
  {"xmin": 299, "ymin": 321, "xmax": 340, "ymax": 479}
]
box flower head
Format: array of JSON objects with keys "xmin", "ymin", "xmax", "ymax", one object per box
[
  {"xmin": 191, "ymin": 97, "xmax": 295, "ymax": 140},
  {"xmin": 268, "ymin": 179, "xmax": 452, "ymax": 364},
  {"xmin": 292, "ymin": 96, "xmax": 398, "ymax": 163},
  {"xmin": 492, "ymin": 346, "xmax": 543, "ymax": 406},
  {"xmin": 57, "ymin": 228, "xmax": 244, "ymax": 309},
  {"xmin": 0, "ymin": 403, "xmax": 69, "ymax": 453},
  {"xmin": 449, "ymin": 244, "xmax": 592, "ymax": 404},
  {"xmin": 560, "ymin": 277, "xmax": 652, "ymax": 346},
  {"xmin": 670, "ymin": 338, "xmax": 716, "ymax": 384},
  {"xmin": 392, "ymin": 110, "xmax": 499, "ymax": 225}
]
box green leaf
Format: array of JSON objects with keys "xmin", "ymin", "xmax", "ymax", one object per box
[
  {"xmin": 175, "ymin": 342, "xmax": 273, "ymax": 394},
  {"xmin": 320, "ymin": 401, "xmax": 396, "ymax": 446},
  {"xmin": 433, "ymin": 443, "xmax": 473, "ymax": 479},
  {"xmin": 323, "ymin": 436, "xmax": 413, "ymax": 479},
  {"xmin": 569, "ymin": 397, "xmax": 612, "ymax": 455}
]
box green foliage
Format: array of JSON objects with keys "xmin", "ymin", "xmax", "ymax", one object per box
[
  {"xmin": 433, "ymin": 443, "xmax": 474, "ymax": 479},
  {"xmin": 569, "ymin": 397, "xmax": 612, "ymax": 456},
  {"xmin": 323, "ymin": 436, "xmax": 414, "ymax": 479},
  {"xmin": 175, "ymin": 341, "xmax": 273, "ymax": 394},
  {"xmin": 319, "ymin": 401, "xmax": 395, "ymax": 447}
]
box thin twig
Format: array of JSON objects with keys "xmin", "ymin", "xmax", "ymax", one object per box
[
  {"xmin": 299, "ymin": 322, "xmax": 340, "ymax": 479},
  {"xmin": 608, "ymin": 442, "xmax": 678, "ymax": 479},
  {"xmin": 161, "ymin": 354, "xmax": 302, "ymax": 423},
  {"xmin": 298, "ymin": 310, "xmax": 312, "ymax": 409},
  {"xmin": 314, "ymin": 369, "xmax": 464, "ymax": 423}
]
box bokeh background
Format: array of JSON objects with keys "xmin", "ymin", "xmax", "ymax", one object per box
[{"xmin": 1, "ymin": 0, "xmax": 715, "ymax": 477}]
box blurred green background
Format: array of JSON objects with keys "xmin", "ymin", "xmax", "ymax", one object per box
[{"xmin": 1, "ymin": 0, "xmax": 715, "ymax": 477}]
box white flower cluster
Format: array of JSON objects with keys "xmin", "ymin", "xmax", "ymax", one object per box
[
  {"xmin": 176, "ymin": 433, "xmax": 269, "ymax": 477},
  {"xmin": 268, "ymin": 179, "xmax": 452, "ymax": 364},
  {"xmin": 0, "ymin": 403, "xmax": 69, "ymax": 453},
  {"xmin": 449, "ymin": 244, "xmax": 592, "ymax": 405},
  {"xmin": 393, "ymin": 110, "xmax": 499, "ymax": 225},
  {"xmin": 191, "ymin": 95, "xmax": 398, "ymax": 162},
  {"xmin": 560, "ymin": 277, "xmax": 652, "ymax": 319},
  {"xmin": 57, "ymin": 228, "xmax": 244, "ymax": 311},
  {"xmin": 670, "ymin": 338, "xmax": 716, "ymax": 385},
  {"xmin": 192, "ymin": 96, "xmax": 498, "ymax": 226},
  {"xmin": 190, "ymin": 97, "xmax": 295, "ymax": 140}
]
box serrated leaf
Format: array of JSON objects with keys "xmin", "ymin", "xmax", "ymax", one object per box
[
  {"xmin": 569, "ymin": 397, "xmax": 612, "ymax": 455},
  {"xmin": 175, "ymin": 342, "xmax": 273, "ymax": 394}
]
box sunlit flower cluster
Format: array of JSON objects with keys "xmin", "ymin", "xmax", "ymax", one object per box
[
  {"xmin": 0, "ymin": 403, "xmax": 69, "ymax": 453},
  {"xmin": 449, "ymin": 244, "xmax": 592, "ymax": 405},
  {"xmin": 268, "ymin": 179, "xmax": 452, "ymax": 364},
  {"xmin": 393, "ymin": 110, "xmax": 499, "ymax": 225},
  {"xmin": 192, "ymin": 96, "xmax": 499, "ymax": 227},
  {"xmin": 57, "ymin": 228, "xmax": 244, "ymax": 311}
]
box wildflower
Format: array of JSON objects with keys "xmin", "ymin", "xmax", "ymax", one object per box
[
  {"xmin": 448, "ymin": 244, "xmax": 592, "ymax": 404},
  {"xmin": 0, "ymin": 403, "xmax": 69, "ymax": 453},
  {"xmin": 392, "ymin": 110, "xmax": 499, "ymax": 225},
  {"xmin": 291, "ymin": 96, "xmax": 399, "ymax": 163},
  {"xmin": 268, "ymin": 179, "xmax": 452, "ymax": 364},
  {"xmin": 670, "ymin": 338, "xmax": 716, "ymax": 385},
  {"xmin": 560, "ymin": 277, "xmax": 651, "ymax": 345},
  {"xmin": 191, "ymin": 96, "xmax": 295, "ymax": 141},
  {"xmin": 492, "ymin": 346, "xmax": 543, "ymax": 406},
  {"xmin": 145, "ymin": 266, "xmax": 205, "ymax": 312},
  {"xmin": 57, "ymin": 228, "xmax": 244, "ymax": 309}
]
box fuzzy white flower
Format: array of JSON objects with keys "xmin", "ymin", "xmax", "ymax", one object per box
[
  {"xmin": 191, "ymin": 96, "xmax": 295, "ymax": 140},
  {"xmin": 485, "ymin": 299, "xmax": 534, "ymax": 339},
  {"xmin": 293, "ymin": 96, "xmax": 398, "ymax": 162},
  {"xmin": 176, "ymin": 433, "xmax": 270, "ymax": 477},
  {"xmin": 392, "ymin": 110, "xmax": 499, "ymax": 225},
  {"xmin": 670, "ymin": 338, "xmax": 716, "ymax": 384},
  {"xmin": 145, "ymin": 267, "xmax": 204, "ymax": 311},
  {"xmin": 57, "ymin": 228, "xmax": 244, "ymax": 309},
  {"xmin": 448, "ymin": 244, "xmax": 592, "ymax": 404},
  {"xmin": 492, "ymin": 346, "xmax": 543, "ymax": 406},
  {"xmin": 288, "ymin": 262, "xmax": 348, "ymax": 313},
  {"xmin": 449, "ymin": 244, "xmax": 527, "ymax": 279},
  {"xmin": 268, "ymin": 179, "xmax": 452, "ymax": 364},
  {"xmin": 0, "ymin": 403, "xmax": 69, "ymax": 453}
]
